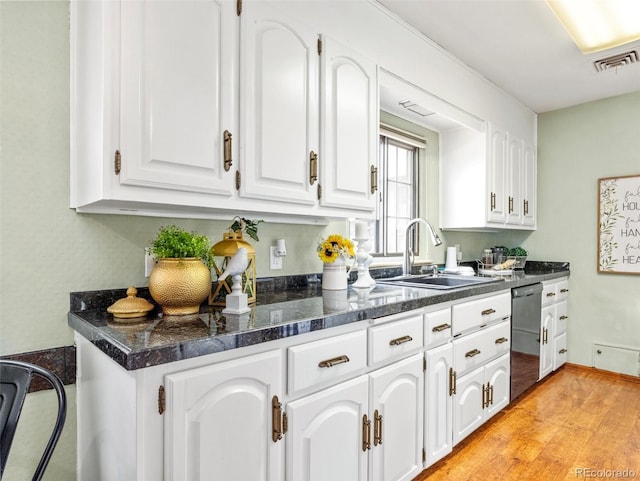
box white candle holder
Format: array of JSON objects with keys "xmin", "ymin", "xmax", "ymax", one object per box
[{"xmin": 352, "ymin": 237, "xmax": 376, "ymax": 289}]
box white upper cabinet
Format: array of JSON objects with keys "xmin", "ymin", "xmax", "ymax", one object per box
[
  {"xmin": 239, "ymin": 3, "xmax": 319, "ymax": 206},
  {"xmin": 440, "ymin": 122, "xmax": 537, "ymax": 231},
  {"xmin": 119, "ymin": 0, "xmax": 236, "ymax": 196},
  {"xmin": 71, "ymin": 0, "xmax": 236, "ymax": 213},
  {"xmin": 320, "ymin": 36, "xmax": 378, "ymax": 213},
  {"xmin": 487, "ymin": 124, "xmax": 508, "ymax": 224}
]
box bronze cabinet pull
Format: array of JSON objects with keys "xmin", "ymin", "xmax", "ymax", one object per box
[
  {"xmin": 559, "ymin": 348, "xmax": 567, "ymax": 354},
  {"xmin": 370, "ymin": 165, "xmax": 378, "ymax": 193},
  {"xmin": 318, "ymin": 355, "xmax": 350, "ymax": 368},
  {"xmin": 524, "ymin": 199, "xmax": 529, "ymax": 215},
  {"xmin": 559, "ymin": 315, "xmax": 568, "ymax": 320},
  {"xmin": 272, "ymin": 395, "xmax": 287, "ymax": 442},
  {"xmin": 432, "ymin": 323, "xmax": 451, "ymax": 332},
  {"xmin": 223, "ymin": 130, "xmax": 232, "ymax": 171},
  {"xmin": 449, "ymin": 368, "xmax": 457, "ymax": 396},
  {"xmin": 560, "ymin": 288, "xmax": 569, "ymax": 293},
  {"xmin": 481, "ymin": 308, "xmax": 496, "ymax": 316},
  {"xmin": 362, "ymin": 414, "xmax": 371, "ymax": 451},
  {"xmin": 495, "ymin": 337, "xmax": 509, "ymax": 344},
  {"xmin": 373, "ymin": 409, "xmax": 383, "ymax": 446},
  {"xmin": 465, "ymin": 348, "xmax": 481, "ymax": 358},
  {"xmin": 508, "ymin": 196, "xmax": 514, "ymax": 214},
  {"xmin": 389, "ymin": 335, "xmax": 413, "ymax": 346},
  {"xmin": 546, "ymin": 292, "xmax": 556, "ymax": 298},
  {"xmin": 309, "ymin": 151, "xmax": 318, "ymax": 185},
  {"xmin": 490, "ymin": 192, "xmax": 496, "ymax": 211}
]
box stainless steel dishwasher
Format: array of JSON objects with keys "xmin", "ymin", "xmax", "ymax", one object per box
[{"xmin": 511, "ymin": 283, "xmax": 543, "ymax": 401}]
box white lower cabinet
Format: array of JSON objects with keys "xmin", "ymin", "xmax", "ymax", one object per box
[
  {"xmin": 286, "ymin": 354, "xmax": 424, "ymax": 481},
  {"xmin": 424, "ymin": 343, "xmax": 453, "ymax": 467},
  {"xmin": 76, "ymin": 291, "xmax": 520, "ymax": 481},
  {"xmin": 541, "ymin": 278, "xmax": 570, "ymax": 378},
  {"xmin": 452, "ymin": 353, "xmax": 510, "ymax": 445},
  {"xmin": 164, "ymin": 350, "xmax": 284, "ymax": 481}
]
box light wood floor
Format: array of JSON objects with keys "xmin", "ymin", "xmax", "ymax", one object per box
[{"xmin": 414, "ymin": 364, "xmax": 640, "ymax": 481}]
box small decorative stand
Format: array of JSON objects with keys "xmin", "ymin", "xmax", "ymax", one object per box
[
  {"xmin": 352, "ymin": 222, "xmax": 376, "ymax": 289},
  {"xmin": 222, "ymin": 274, "xmax": 251, "ymax": 315}
]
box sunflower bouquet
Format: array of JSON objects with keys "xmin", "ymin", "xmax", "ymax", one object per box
[{"xmin": 317, "ymin": 234, "xmax": 355, "ymax": 264}]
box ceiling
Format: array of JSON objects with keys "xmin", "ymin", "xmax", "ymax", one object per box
[{"xmin": 377, "ymin": 0, "xmax": 640, "ymax": 113}]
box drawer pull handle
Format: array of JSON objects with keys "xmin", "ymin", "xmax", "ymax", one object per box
[
  {"xmin": 465, "ymin": 348, "xmax": 481, "ymax": 358},
  {"xmin": 546, "ymin": 292, "xmax": 556, "ymax": 297},
  {"xmin": 559, "ymin": 348, "xmax": 567, "ymax": 354},
  {"xmin": 389, "ymin": 335, "xmax": 413, "ymax": 346},
  {"xmin": 559, "ymin": 315, "xmax": 568, "ymax": 320},
  {"xmin": 432, "ymin": 323, "xmax": 451, "ymax": 332},
  {"xmin": 495, "ymin": 337, "xmax": 509, "ymax": 344},
  {"xmin": 481, "ymin": 308, "xmax": 496, "ymax": 316},
  {"xmin": 560, "ymin": 288, "xmax": 569, "ymax": 293},
  {"xmin": 318, "ymin": 355, "xmax": 350, "ymax": 368}
]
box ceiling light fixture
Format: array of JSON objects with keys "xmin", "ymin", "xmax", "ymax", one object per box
[{"xmin": 546, "ymin": 0, "xmax": 640, "ymax": 53}]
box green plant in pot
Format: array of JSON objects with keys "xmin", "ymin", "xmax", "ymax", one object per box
[{"xmin": 149, "ymin": 225, "xmax": 212, "ymax": 316}]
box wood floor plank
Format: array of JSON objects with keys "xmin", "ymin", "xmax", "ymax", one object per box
[{"xmin": 413, "ymin": 365, "xmax": 640, "ymax": 481}]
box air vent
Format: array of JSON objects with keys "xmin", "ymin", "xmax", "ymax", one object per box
[
  {"xmin": 398, "ymin": 100, "xmax": 434, "ymax": 117},
  {"xmin": 593, "ymin": 50, "xmax": 639, "ymax": 72}
]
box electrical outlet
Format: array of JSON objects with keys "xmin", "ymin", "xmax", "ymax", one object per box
[
  {"xmin": 269, "ymin": 309, "xmax": 283, "ymax": 324},
  {"xmin": 270, "ymin": 246, "xmax": 283, "ymax": 270},
  {"xmin": 144, "ymin": 248, "xmax": 155, "ymax": 277}
]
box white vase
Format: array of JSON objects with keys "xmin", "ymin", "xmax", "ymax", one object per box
[{"xmin": 322, "ymin": 257, "xmax": 348, "ymax": 290}]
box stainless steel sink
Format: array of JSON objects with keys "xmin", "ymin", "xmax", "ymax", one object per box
[{"xmin": 378, "ymin": 274, "xmax": 503, "ymax": 290}]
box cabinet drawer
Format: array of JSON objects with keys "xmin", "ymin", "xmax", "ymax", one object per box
[
  {"xmin": 541, "ymin": 282, "xmax": 557, "ymax": 306},
  {"xmin": 556, "ymin": 279, "xmax": 569, "ymax": 302},
  {"xmin": 452, "ymin": 292, "xmax": 510, "ymax": 336},
  {"xmin": 288, "ymin": 330, "xmax": 367, "ymax": 394},
  {"xmin": 453, "ymin": 321, "xmax": 510, "ymax": 375},
  {"xmin": 424, "ymin": 307, "xmax": 452, "ymax": 349},
  {"xmin": 555, "ymin": 300, "xmax": 568, "ymax": 335},
  {"xmin": 368, "ymin": 313, "xmax": 423, "ymax": 366},
  {"xmin": 553, "ymin": 332, "xmax": 567, "ymax": 370}
]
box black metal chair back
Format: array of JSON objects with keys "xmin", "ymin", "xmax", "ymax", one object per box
[{"xmin": 0, "ymin": 360, "xmax": 67, "ymax": 481}]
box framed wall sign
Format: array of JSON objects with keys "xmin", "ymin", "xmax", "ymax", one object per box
[{"xmin": 598, "ymin": 174, "xmax": 640, "ymax": 274}]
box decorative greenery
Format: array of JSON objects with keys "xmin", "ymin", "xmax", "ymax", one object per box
[
  {"xmin": 229, "ymin": 217, "xmax": 263, "ymax": 242},
  {"xmin": 317, "ymin": 234, "xmax": 355, "ymax": 263},
  {"xmin": 508, "ymin": 247, "xmax": 528, "ymax": 257},
  {"xmin": 150, "ymin": 225, "xmax": 213, "ymax": 266},
  {"xmin": 599, "ymin": 179, "xmax": 622, "ymax": 270}
]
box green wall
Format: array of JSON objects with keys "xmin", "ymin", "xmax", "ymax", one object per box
[
  {"xmin": 2, "ymin": 2, "xmax": 638, "ymax": 480},
  {"xmin": 525, "ymin": 92, "xmax": 640, "ymax": 369}
]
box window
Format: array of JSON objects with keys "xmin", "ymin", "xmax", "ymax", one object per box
[{"xmin": 371, "ymin": 128, "xmax": 423, "ymax": 257}]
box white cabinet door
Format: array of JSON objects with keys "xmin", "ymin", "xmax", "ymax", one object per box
[
  {"xmin": 484, "ymin": 354, "xmax": 510, "ymax": 420},
  {"xmin": 506, "ymin": 136, "xmax": 523, "ymax": 225},
  {"xmin": 164, "ymin": 350, "xmax": 284, "ymax": 481},
  {"xmin": 369, "ymin": 354, "xmax": 424, "ymax": 481},
  {"xmin": 119, "ymin": 0, "xmax": 236, "ymax": 196},
  {"xmin": 540, "ymin": 305, "xmax": 555, "ymax": 380},
  {"xmin": 522, "ymin": 142, "xmax": 536, "ymax": 227},
  {"xmin": 239, "ymin": 3, "xmax": 319, "ymax": 205},
  {"xmin": 452, "ymin": 365, "xmax": 484, "ymax": 445},
  {"xmin": 487, "ymin": 123, "xmax": 508, "ymax": 224},
  {"xmin": 424, "ymin": 343, "xmax": 453, "ymax": 468},
  {"xmin": 320, "ymin": 36, "xmax": 377, "ymax": 213},
  {"xmin": 287, "ymin": 375, "xmax": 369, "ymax": 481}
]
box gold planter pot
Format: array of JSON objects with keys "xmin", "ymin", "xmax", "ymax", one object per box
[{"xmin": 149, "ymin": 258, "xmax": 211, "ymax": 316}]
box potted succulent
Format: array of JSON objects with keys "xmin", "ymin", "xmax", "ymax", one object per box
[{"xmin": 149, "ymin": 225, "xmax": 212, "ymax": 315}]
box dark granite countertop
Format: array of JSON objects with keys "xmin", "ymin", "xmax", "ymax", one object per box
[{"xmin": 68, "ymin": 261, "xmax": 569, "ymax": 371}]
